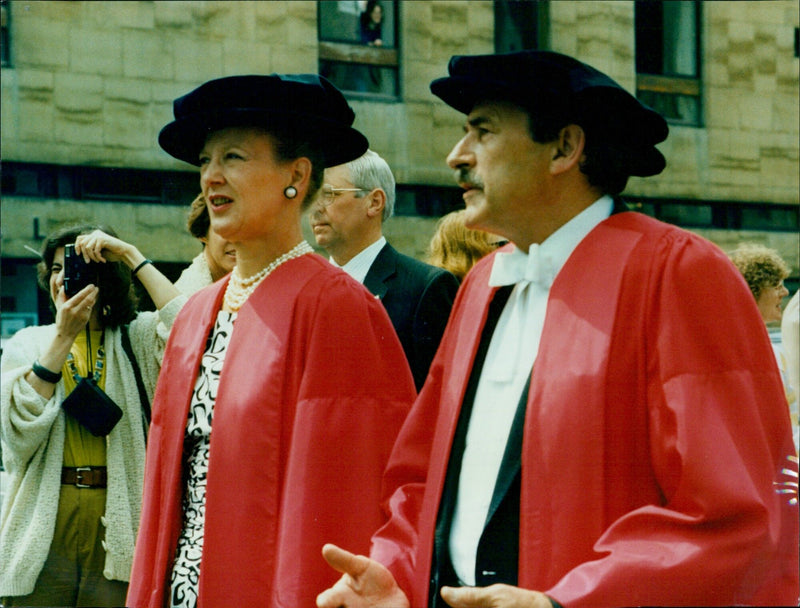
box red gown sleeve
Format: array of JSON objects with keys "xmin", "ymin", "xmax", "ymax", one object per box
[{"xmin": 545, "ymin": 229, "xmax": 798, "ymax": 606}]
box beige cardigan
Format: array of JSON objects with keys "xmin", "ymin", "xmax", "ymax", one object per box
[{"xmin": 0, "ymin": 296, "xmax": 185, "ymax": 597}]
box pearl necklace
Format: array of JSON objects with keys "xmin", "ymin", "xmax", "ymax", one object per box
[{"xmin": 223, "ymin": 241, "xmax": 314, "ymax": 311}]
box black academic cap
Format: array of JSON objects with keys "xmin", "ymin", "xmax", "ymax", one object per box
[
  {"xmin": 159, "ymin": 74, "xmax": 369, "ymax": 168},
  {"xmin": 431, "ymin": 50, "xmax": 669, "ymax": 177}
]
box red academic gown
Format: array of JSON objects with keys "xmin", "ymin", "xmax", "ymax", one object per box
[
  {"xmin": 127, "ymin": 254, "xmax": 416, "ymax": 608},
  {"xmin": 371, "ymin": 212, "xmax": 799, "ymax": 607}
]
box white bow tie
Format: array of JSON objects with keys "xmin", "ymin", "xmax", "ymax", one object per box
[{"xmin": 488, "ymin": 244, "xmax": 555, "ymax": 289}]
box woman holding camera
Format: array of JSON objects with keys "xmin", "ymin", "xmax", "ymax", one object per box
[{"xmin": 0, "ymin": 223, "xmax": 184, "ymax": 607}]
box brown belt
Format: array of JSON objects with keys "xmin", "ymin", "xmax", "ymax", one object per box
[{"xmin": 61, "ymin": 466, "xmax": 107, "ymax": 488}]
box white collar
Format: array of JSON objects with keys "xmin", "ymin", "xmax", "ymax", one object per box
[
  {"xmin": 330, "ymin": 236, "xmax": 387, "ymax": 284},
  {"xmin": 488, "ymin": 195, "xmax": 614, "ymax": 288}
]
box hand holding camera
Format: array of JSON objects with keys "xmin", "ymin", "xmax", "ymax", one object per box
[
  {"xmin": 55, "ymin": 259, "xmax": 98, "ymax": 343},
  {"xmin": 63, "ymin": 243, "xmax": 100, "ymax": 297},
  {"xmin": 62, "ymin": 229, "xmax": 138, "ymax": 305},
  {"xmin": 60, "ymin": 229, "xmax": 134, "ymax": 327},
  {"xmin": 74, "ymin": 229, "xmax": 136, "ymax": 266}
]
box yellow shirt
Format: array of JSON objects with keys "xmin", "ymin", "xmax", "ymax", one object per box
[{"xmin": 61, "ymin": 329, "xmax": 107, "ymax": 467}]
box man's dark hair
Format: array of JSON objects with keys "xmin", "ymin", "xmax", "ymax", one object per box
[
  {"xmin": 520, "ymin": 101, "xmax": 631, "ymax": 195},
  {"xmin": 37, "ymin": 223, "xmax": 138, "ymax": 328}
]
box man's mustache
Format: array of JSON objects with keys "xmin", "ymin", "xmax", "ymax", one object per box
[{"xmin": 454, "ymin": 168, "xmax": 484, "ymax": 189}]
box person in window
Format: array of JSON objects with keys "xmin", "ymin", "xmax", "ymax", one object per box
[
  {"xmin": 0, "ymin": 224, "xmax": 184, "ymax": 607},
  {"xmin": 359, "ymin": 0, "xmax": 383, "ymax": 46},
  {"xmin": 125, "ymin": 74, "xmax": 416, "ymax": 608},
  {"xmin": 174, "ymin": 194, "xmax": 237, "ymax": 296},
  {"xmin": 316, "ymin": 49, "xmax": 798, "ymax": 608},
  {"xmin": 354, "ymin": 0, "xmax": 384, "ymax": 92},
  {"xmin": 729, "ymin": 242, "xmax": 797, "ymax": 452}
]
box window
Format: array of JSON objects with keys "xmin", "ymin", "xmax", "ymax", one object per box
[
  {"xmin": 1, "ymin": 162, "xmax": 200, "ymax": 205},
  {"xmin": 635, "ymin": 0, "xmax": 702, "ymax": 126},
  {"xmin": 1, "ymin": 0, "xmax": 10, "ymax": 67},
  {"xmin": 318, "ymin": 1, "xmax": 399, "ymax": 100},
  {"xmin": 494, "ymin": 0, "xmax": 549, "ymax": 53},
  {"xmin": 628, "ymin": 196, "xmax": 799, "ymax": 232},
  {"xmin": 394, "ymin": 185, "xmax": 464, "ymax": 217}
]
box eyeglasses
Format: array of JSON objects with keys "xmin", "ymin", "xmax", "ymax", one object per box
[{"xmin": 316, "ymin": 184, "xmax": 367, "ymax": 207}]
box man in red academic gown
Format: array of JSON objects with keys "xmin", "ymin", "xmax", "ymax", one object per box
[{"xmin": 317, "ymin": 50, "xmax": 799, "ymax": 608}]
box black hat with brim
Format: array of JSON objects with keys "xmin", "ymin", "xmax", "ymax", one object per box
[
  {"xmin": 430, "ymin": 51, "xmax": 668, "ymax": 177},
  {"xmin": 159, "ymin": 74, "xmax": 368, "ymax": 168}
]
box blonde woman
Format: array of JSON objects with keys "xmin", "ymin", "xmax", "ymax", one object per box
[{"xmin": 427, "ymin": 209, "xmax": 506, "ymax": 281}]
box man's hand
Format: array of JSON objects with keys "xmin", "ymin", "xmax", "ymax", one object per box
[
  {"xmin": 440, "ymin": 584, "xmax": 553, "ymax": 608},
  {"xmin": 316, "ymin": 544, "xmax": 410, "ymax": 608}
]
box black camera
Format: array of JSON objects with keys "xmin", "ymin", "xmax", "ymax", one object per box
[{"xmin": 63, "ymin": 243, "xmax": 99, "ymax": 297}]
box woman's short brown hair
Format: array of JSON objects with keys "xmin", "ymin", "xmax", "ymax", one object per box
[{"xmin": 729, "ymin": 243, "xmax": 790, "ymax": 300}]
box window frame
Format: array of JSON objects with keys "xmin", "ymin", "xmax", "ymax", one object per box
[
  {"xmin": 493, "ymin": 0, "xmax": 550, "ymax": 54},
  {"xmin": 317, "ymin": 1, "xmax": 401, "ymax": 102},
  {"xmin": 1, "ymin": 0, "xmax": 11, "ymax": 68},
  {"xmin": 635, "ymin": 0, "xmax": 703, "ymax": 127}
]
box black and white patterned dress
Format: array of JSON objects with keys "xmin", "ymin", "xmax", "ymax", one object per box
[{"xmin": 169, "ymin": 312, "xmax": 235, "ymax": 608}]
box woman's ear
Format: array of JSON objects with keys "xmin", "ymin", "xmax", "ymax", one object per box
[
  {"xmin": 287, "ymin": 157, "xmax": 313, "ymax": 196},
  {"xmin": 550, "ymin": 124, "xmax": 586, "ymax": 175}
]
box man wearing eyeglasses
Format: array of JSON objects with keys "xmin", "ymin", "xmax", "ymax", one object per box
[{"xmin": 309, "ymin": 149, "xmax": 459, "ymax": 391}]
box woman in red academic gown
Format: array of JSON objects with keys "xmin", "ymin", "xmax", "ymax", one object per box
[{"xmin": 126, "ymin": 74, "xmax": 417, "ymax": 608}]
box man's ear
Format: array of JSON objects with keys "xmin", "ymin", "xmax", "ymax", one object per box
[
  {"xmin": 550, "ymin": 124, "xmax": 586, "ymax": 175},
  {"xmin": 365, "ymin": 188, "xmax": 386, "ymax": 219}
]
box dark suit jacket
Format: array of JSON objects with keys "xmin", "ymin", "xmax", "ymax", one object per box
[{"xmin": 364, "ymin": 243, "xmax": 459, "ymax": 391}]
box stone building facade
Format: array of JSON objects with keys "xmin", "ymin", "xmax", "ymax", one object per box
[{"xmin": 1, "ymin": 0, "xmax": 798, "ymax": 332}]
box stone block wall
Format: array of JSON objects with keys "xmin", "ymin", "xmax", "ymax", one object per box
[
  {"xmin": 702, "ymin": 0, "xmax": 799, "ymax": 203},
  {"xmin": 2, "ymin": 1, "xmax": 319, "ymax": 170},
  {"xmin": 548, "ymin": 1, "xmax": 799, "ymax": 206},
  {"xmin": 3, "ymin": 1, "xmax": 797, "ymax": 199},
  {"xmin": 1, "ymin": 1, "xmax": 797, "ymax": 268}
]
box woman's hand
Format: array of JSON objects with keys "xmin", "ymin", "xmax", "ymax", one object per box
[
  {"xmin": 54, "ymin": 283, "xmax": 99, "ymax": 339},
  {"xmin": 75, "ymin": 229, "xmax": 136, "ymax": 265},
  {"xmin": 75, "ymin": 229, "xmax": 181, "ymax": 310},
  {"xmin": 26, "ymin": 283, "xmax": 99, "ymax": 398}
]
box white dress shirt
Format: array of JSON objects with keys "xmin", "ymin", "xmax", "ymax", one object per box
[
  {"xmin": 449, "ymin": 196, "xmax": 614, "ymax": 585},
  {"xmin": 329, "ymin": 236, "xmax": 387, "ymax": 285}
]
